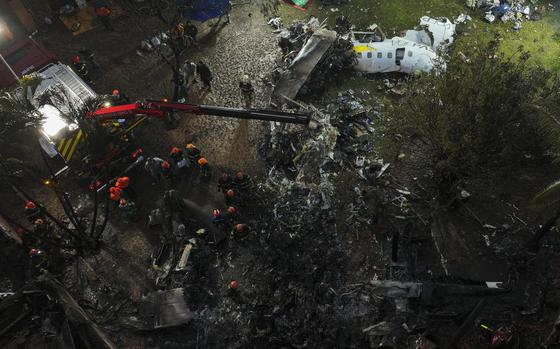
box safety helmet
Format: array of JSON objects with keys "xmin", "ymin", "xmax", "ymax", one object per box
[
  {"xmin": 235, "ymin": 171, "xmax": 244, "ymax": 180},
  {"xmin": 229, "ymin": 280, "xmax": 238, "ymax": 290},
  {"xmin": 25, "ymin": 201, "xmax": 36, "ymax": 210},
  {"xmin": 109, "ymin": 187, "xmax": 122, "ymax": 201},
  {"xmin": 161, "ymin": 161, "xmax": 171, "ymax": 169},
  {"xmin": 29, "ymin": 248, "xmax": 40, "ymax": 256},
  {"xmin": 116, "ymin": 176, "xmax": 130, "ymax": 188},
  {"xmin": 112, "ymin": 89, "xmax": 120, "ymax": 95},
  {"xmin": 227, "ymin": 206, "xmax": 236, "ymax": 214},
  {"xmin": 119, "ymin": 199, "xmax": 127, "ymax": 206},
  {"xmin": 171, "ymin": 147, "xmax": 181, "ymax": 155},
  {"xmin": 198, "ymin": 158, "xmax": 207, "ymax": 166},
  {"xmin": 34, "ymin": 218, "xmax": 45, "ymax": 225},
  {"xmin": 212, "ymin": 209, "xmax": 221, "ymax": 217},
  {"xmin": 235, "ymin": 224, "xmax": 245, "ymax": 232},
  {"xmin": 226, "ymin": 189, "xmax": 235, "ymax": 198},
  {"xmin": 71, "ymin": 55, "xmax": 81, "ymax": 63},
  {"xmin": 186, "ymin": 143, "xmax": 195, "ymax": 149}
]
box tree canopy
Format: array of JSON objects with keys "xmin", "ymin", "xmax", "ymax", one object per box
[{"xmin": 380, "ymin": 38, "xmax": 560, "ymax": 191}]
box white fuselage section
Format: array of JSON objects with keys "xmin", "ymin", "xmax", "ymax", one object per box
[
  {"xmin": 353, "ymin": 37, "xmax": 440, "ymax": 74},
  {"xmin": 351, "ymin": 16, "xmax": 454, "ymax": 74}
]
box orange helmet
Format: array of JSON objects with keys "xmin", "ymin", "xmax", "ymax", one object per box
[
  {"xmin": 25, "ymin": 201, "xmax": 36, "ymax": 210},
  {"xmin": 116, "ymin": 176, "xmax": 130, "ymax": 188},
  {"xmin": 161, "ymin": 161, "xmax": 171, "ymax": 169},
  {"xmin": 226, "ymin": 189, "xmax": 235, "ymax": 198},
  {"xmin": 227, "ymin": 206, "xmax": 236, "ymax": 214},
  {"xmin": 235, "ymin": 224, "xmax": 245, "ymax": 232},
  {"xmin": 198, "ymin": 158, "xmax": 207, "ymax": 166},
  {"xmin": 186, "ymin": 143, "xmax": 195, "ymax": 149},
  {"xmin": 171, "ymin": 147, "xmax": 181, "ymax": 155},
  {"xmin": 112, "ymin": 89, "xmax": 120, "ymax": 95},
  {"xmin": 109, "ymin": 186, "xmax": 122, "ymax": 201},
  {"xmin": 235, "ymin": 171, "xmax": 244, "ymax": 180},
  {"xmin": 229, "ymin": 280, "xmax": 238, "ymax": 290},
  {"xmin": 212, "ymin": 209, "xmax": 221, "ymax": 217},
  {"xmin": 71, "ymin": 55, "xmax": 81, "ymax": 63},
  {"xmin": 34, "ymin": 218, "xmax": 45, "ymax": 225}
]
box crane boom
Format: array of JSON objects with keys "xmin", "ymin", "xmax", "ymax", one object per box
[{"xmin": 89, "ymin": 100, "xmax": 310, "ymax": 125}]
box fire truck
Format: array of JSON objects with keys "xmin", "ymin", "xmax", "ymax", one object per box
[{"xmin": 47, "ymin": 98, "xmax": 311, "ymax": 183}]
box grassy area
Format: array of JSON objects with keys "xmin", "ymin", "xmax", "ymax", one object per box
[{"xmin": 277, "ymin": 0, "xmax": 560, "ymax": 71}]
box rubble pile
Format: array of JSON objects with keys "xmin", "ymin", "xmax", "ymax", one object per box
[
  {"xmin": 273, "ymin": 17, "xmax": 357, "ymax": 99},
  {"xmin": 466, "ymin": 0, "xmax": 542, "ymax": 29}
]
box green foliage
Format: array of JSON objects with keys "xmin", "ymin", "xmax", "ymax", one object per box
[
  {"xmin": 380, "ymin": 38, "xmax": 560, "ymax": 188},
  {"xmin": 0, "ymin": 90, "xmax": 42, "ymax": 146}
]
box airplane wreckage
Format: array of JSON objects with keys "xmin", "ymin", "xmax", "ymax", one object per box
[{"xmin": 273, "ymin": 16, "xmax": 456, "ymax": 101}]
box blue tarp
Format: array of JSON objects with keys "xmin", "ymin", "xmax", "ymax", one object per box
[{"xmin": 177, "ymin": 0, "xmax": 230, "ymax": 22}]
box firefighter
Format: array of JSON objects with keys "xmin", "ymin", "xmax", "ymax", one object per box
[
  {"xmin": 239, "ymin": 75, "xmax": 254, "ymax": 109},
  {"xmin": 24, "ymin": 201, "xmax": 42, "ymax": 223},
  {"xmin": 161, "ymin": 160, "xmax": 173, "ymax": 180},
  {"xmin": 32, "ymin": 218, "xmax": 53, "ymax": 246},
  {"xmin": 198, "ymin": 157, "xmax": 210, "ymax": 178},
  {"xmin": 111, "ymin": 89, "xmax": 130, "ymax": 105},
  {"xmin": 109, "ymin": 186, "xmax": 122, "ymax": 202},
  {"xmin": 218, "ymin": 173, "xmax": 233, "ymax": 193},
  {"xmin": 118, "ymin": 198, "xmax": 138, "ymax": 222},
  {"xmin": 185, "ymin": 144, "xmax": 201, "ymax": 166},
  {"xmin": 29, "ymin": 248, "xmax": 48, "ymax": 274},
  {"xmin": 233, "ymin": 171, "xmax": 251, "ymax": 191},
  {"xmin": 79, "ymin": 48, "xmax": 100, "ymax": 69},
  {"xmin": 145, "ymin": 157, "xmax": 167, "ymax": 182},
  {"xmin": 226, "ymin": 206, "xmax": 237, "ymax": 224},
  {"xmin": 211, "ymin": 209, "xmax": 227, "ymax": 229},
  {"xmin": 71, "ymin": 56, "xmax": 93, "ymax": 85},
  {"xmin": 225, "ymin": 189, "xmax": 237, "ymax": 206},
  {"xmin": 172, "ymin": 73, "xmax": 188, "ymax": 102},
  {"xmin": 115, "ymin": 176, "xmax": 135, "ymax": 198},
  {"xmin": 94, "ymin": 1, "xmax": 114, "ymax": 31},
  {"xmin": 196, "ymin": 61, "xmax": 213, "ymax": 90},
  {"xmin": 230, "ymin": 223, "xmax": 248, "ymax": 240},
  {"xmin": 170, "ymin": 146, "xmax": 187, "ymax": 168},
  {"xmin": 182, "ymin": 60, "xmax": 197, "ymax": 86}
]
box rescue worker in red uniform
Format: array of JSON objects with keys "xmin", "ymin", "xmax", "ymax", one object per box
[
  {"xmin": 233, "ymin": 171, "xmax": 251, "ymax": 191},
  {"xmin": 185, "ymin": 144, "xmax": 201, "ymax": 166},
  {"xmin": 94, "ymin": 1, "xmax": 114, "ymax": 31},
  {"xmin": 24, "ymin": 201, "xmax": 43, "ymax": 223},
  {"xmin": 71, "ymin": 56, "xmax": 93, "ymax": 85},
  {"xmin": 218, "ymin": 173, "xmax": 233, "ymax": 193}
]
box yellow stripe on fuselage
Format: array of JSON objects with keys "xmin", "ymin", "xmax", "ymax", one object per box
[{"xmin": 353, "ymin": 45, "xmax": 377, "ymax": 53}]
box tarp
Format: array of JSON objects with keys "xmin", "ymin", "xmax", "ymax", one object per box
[
  {"xmin": 289, "ymin": 0, "xmax": 309, "ymax": 6},
  {"xmin": 282, "ymin": 0, "xmax": 311, "ymax": 11},
  {"xmin": 180, "ymin": 0, "xmax": 230, "ymax": 22}
]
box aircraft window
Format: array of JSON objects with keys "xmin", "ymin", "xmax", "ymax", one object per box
[
  {"xmin": 377, "ymin": 52, "xmax": 382, "ymax": 58},
  {"xmin": 366, "ymin": 52, "xmax": 372, "ymax": 59},
  {"xmin": 387, "ymin": 52, "xmax": 393, "ymax": 59},
  {"xmin": 408, "ymin": 51, "xmax": 413, "ymax": 57}
]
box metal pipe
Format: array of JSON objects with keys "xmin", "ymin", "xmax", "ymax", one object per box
[{"xmin": 0, "ymin": 53, "xmax": 18, "ymax": 81}]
